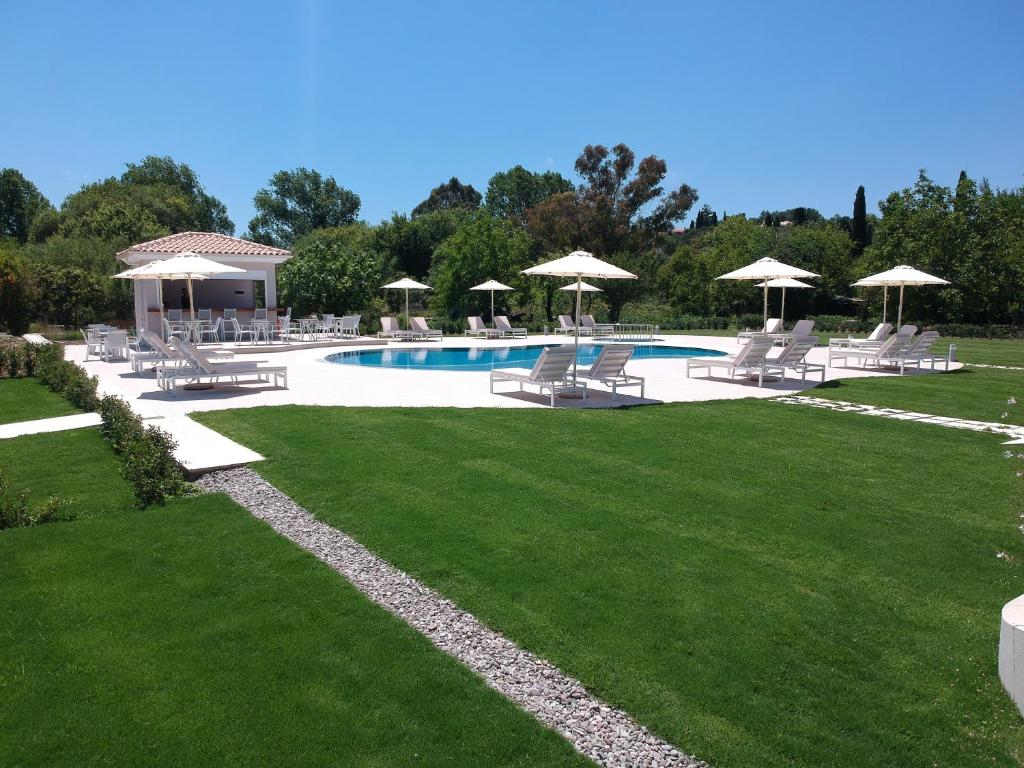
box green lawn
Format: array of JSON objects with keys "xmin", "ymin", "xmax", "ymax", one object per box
[
  {"xmin": 0, "ymin": 378, "xmax": 80, "ymax": 425},
  {"xmin": 197, "ymin": 403, "xmax": 1024, "ymax": 768},
  {"xmin": 810, "ymin": 367, "xmax": 1024, "ymax": 425},
  {"xmin": 0, "ymin": 429, "xmax": 587, "ymax": 767}
]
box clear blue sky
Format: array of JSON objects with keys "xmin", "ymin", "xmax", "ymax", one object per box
[{"xmin": 4, "ymin": 0, "xmax": 1022, "ymax": 232}]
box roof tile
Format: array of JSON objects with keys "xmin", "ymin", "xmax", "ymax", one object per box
[{"xmin": 117, "ymin": 231, "xmax": 290, "ymax": 258}]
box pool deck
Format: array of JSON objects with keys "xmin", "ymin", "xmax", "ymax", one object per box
[{"xmin": 68, "ymin": 333, "xmax": 953, "ymax": 419}]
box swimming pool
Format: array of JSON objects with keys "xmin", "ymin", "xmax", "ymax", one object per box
[{"xmin": 324, "ymin": 344, "xmax": 725, "ymax": 371}]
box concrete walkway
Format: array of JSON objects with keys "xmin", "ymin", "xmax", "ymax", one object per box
[{"xmin": 0, "ymin": 412, "xmax": 102, "ymax": 439}]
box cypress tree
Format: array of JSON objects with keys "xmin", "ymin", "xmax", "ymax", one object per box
[{"xmin": 852, "ymin": 185, "xmax": 868, "ymax": 254}]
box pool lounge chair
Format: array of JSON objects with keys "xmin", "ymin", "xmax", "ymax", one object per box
[
  {"xmin": 577, "ymin": 344, "xmax": 644, "ymax": 398},
  {"xmin": 494, "ymin": 315, "xmax": 527, "ymax": 338},
  {"xmin": 135, "ymin": 331, "xmax": 233, "ymax": 373},
  {"xmin": 829, "ymin": 322, "xmax": 893, "ymax": 350},
  {"xmin": 737, "ymin": 318, "xmax": 782, "ymax": 342},
  {"xmin": 768, "ymin": 319, "xmax": 815, "ymax": 346},
  {"xmin": 409, "ymin": 316, "xmax": 443, "ymax": 338},
  {"xmin": 466, "ymin": 316, "xmax": 500, "ymax": 338},
  {"xmin": 770, "ymin": 335, "xmax": 825, "ymax": 381},
  {"xmin": 159, "ymin": 338, "xmax": 286, "ymax": 392},
  {"xmin": 489, "ymin": 346, "xmax": 583, "ymax": 406},
  {"xmin": 686, "ymin": 336, "xmax": 782, "ymax": 387},
  {"xmin": 555, "ymin": 314, "xmax": 587, "ymax": 335},
  {"xmin": 580, "ymin": 315, "xmax": 615, "ymax": 338},
  {"xmin": 827, "ymin": 328, "xmax": 918, "ymax": 373},
  {"xmin": 894, "ymin": 331, "xmax": 950, "ymax": 373},
  {"xmin": 378, "ymin": 317, "xmax": 404, "ymax": 338}
]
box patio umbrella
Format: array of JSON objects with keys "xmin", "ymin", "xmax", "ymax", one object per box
[
  {"xmin": 852, "ymin": 265, "xmax": 949, "ymax": 329},
  {"xmin": 383, "ymin": 278, "xmax": 431, "ymax": 327},
  {"xmin": 113, "ymin": 261, "xmax": 168, "ymax": 329},
  {"xmin": 469, "ymin": 279, "xmax": 514, "ymax": 322},
  {"xmin": 558, "ymin": 280, "xmax": 602, "ymax": 293},
  {"xmin": 754, "ymin": 277, "xmax": 814, "ymax": 326},
  {"xmin": 131, "ymin": 252, "xmax": 244, "ymax": 322},
  {"xmin": 522, "ymin": 251, "xmax": 637, "ymax": 391},
  {"xmin": 716, "ymin": 257, "xmax": 818, "ymax": 328}
]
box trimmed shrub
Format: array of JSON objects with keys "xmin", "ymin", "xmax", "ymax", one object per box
[
  {"xmin": 0, "ymin": 468, "xmax": 73, "ymax": 530},
  {"xmin": 33, "ymin": 342, "xmax": 99, "ymax": 410},
  {"xmin": 97, "ymin": 395, "xmax": 188, "ymax": 508}
]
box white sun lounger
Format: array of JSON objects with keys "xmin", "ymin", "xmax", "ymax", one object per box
[
  {"xmin": 770, "ymin": 335, "xmax": 824, "ymax": 381},
  {"xmin": 827, "ymin": 328, "xmax": 918, "ymax": 373},
  {"xmin": 555, "ymin": 314, "xmax": 589, "ymax": 336},
  {"xmin": 159, "ymin": 338, "xmax": 287, "ymax": 392},
  {"xmin": 133, "ymin": 330, "xmax": 232, "ymax": 373},
  {"xmin": 686, "ymin": 336, "xmax": 782, "ymax": 387},
  {"xmin": 829, "ymin": 322, "xmax": 893, "ymax": 350},
  {"xmin": 409, "ymin": 316, "xmax": 443, "ymax": 338},
  {"xmin": 738, "ymin": 318, "xmax": 782, "ymax": 342},
  {"xmin": 494, "ymin": 316, "xmax": 527, "ymax": 338},
  {"xmin": 466, "ymin": 316, "xmax": 501, "ymax": 338},
  {"xmin": 893, "ymin": 331, "xmax": 950, "ymax": 372},
  {"xmin": 580, "ymin": 315, "xmax": 615, "ymax": 338},
  {"xmin": 577, "ymin": 344, "xmax": 644, "ymax": 398},
  {"xmin": 768, "ymin": 319, "xmax": 815, "ymax": 346},
  {"xmin": 489, "ymin": 346, "xmax": 583, "ymax": 406}
]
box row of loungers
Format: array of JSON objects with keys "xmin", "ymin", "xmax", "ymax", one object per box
[
  {"xmin": 686, "ymin": 335, "xmax": 824, "ymax": 387},
  {"xmin": 827, "ymin": 324, "xmax": 949, "ymax": 374},
  {"xmin": 489, "ymin": 345, "xmax": 644, "ymax": 406},
  {"xmin": 555, "ymin": 314, "xmax": 614, "ymax": 336},
  {"xmin": 466, "ymin": 316, "xmax": 527, "ymax": 338}
]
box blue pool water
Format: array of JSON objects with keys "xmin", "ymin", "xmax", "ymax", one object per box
[{"xmin": 324, "ymin": 344, "xmax": 725, "ymax": 372}]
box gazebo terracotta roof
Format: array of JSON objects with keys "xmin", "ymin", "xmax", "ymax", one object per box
[{"xmin": 117, "ymin": 231, "xmax": 290, "ymax": 259}]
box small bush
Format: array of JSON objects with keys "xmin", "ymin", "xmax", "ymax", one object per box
[
  {"xmin": 0, "ymin": 469, "xmax": 73, "ymax": 530},
  {"xmin": 98, "ymin": 395, "xmax": 188, "ymax": 508},
  {"xmin": 33, "ymin": 342, "xmax": 99, "ymax": 410}
]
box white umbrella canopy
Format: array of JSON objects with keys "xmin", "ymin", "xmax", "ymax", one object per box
[
  {"xmin": 754, "ymin": 278, "xmax": 814, "ymax": 326},
  {"xmin": 113, "ymin": 261, "xmax": 177, "ymax": 328},
  {"xmin": 383, "ymin": 278, "xmax": 432, "ymax": 326},
  {"xmin": 522, "ymin": 251, "xmax": 637, "ymax": 392},
  {"xmin": 852, "ymin": 265, "xmax": 949, "ymax": 328},
  {"xmin": 470, "ymin": 279, "xmax": 514, "ymax": 322},
  {"xmin": 132, "ymin": 252, "xmax": 244, "ymax": 321},
  {"xmin": 559, "ymin": 280, "xmax": 602, "ymax": 292},
  {"xmin": 717, "ymin": 257, "xmax": 819, "ymax": 327}
]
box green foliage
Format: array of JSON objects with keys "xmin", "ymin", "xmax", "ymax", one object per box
[
  {"xmin": 0, "ymin": 168, "xmax": 54, "ymax": 244},
  {"xmin": 427, "ymin": 212, "xmax": 534, "ymax": 320},
  {"xmin": 412, "ymin": 177, "xmax": 482, "ymax": 218},
  {"xmin": 0, "ymin": 339, "xmax": 38, "ymax": 378},
  {"xmin": 852, "ymin": 184, "xmax": 869, "ymax": 253},
  {"xmin": 372, "ymin": 209, "xmax": 469, "ymax": 278},
  {"xmin": 0, "ymin": 468, "xmax": 74, "ymax": 530},
  {"xmin": 30, "ymin": 263, "xmax": 104, "ymax": 326},
  {"xmin": 0, "ymin": 248, "xmax": 32, "ymax": 334},
  {"xmin": 33, "ymin": 343, "xmax": 99, "ymax": 411},
  {"xmin": 484, "ymin": 165, "xmax": 573, "ymax": 222},
  {"xmin": 58, "ymin": 155, "xmax": 233, "ymax": 244},
  {"xmin": 97, "ymin": 395, "xmax": 188, "ymax": 508},
  {"xmin": 248, "ymin": 168, "xmax": 361, "ymax": 247},
  {"xmin": 279, "ymin": 228, "xmax": 383, "ymax": 315}
]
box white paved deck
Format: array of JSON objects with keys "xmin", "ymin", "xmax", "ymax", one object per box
[{"xmin": 67, "ymin": 334, "xmax": 958, "ymax": 421}]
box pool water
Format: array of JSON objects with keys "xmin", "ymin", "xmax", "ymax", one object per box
[{"xmin": 324, "ymin": 344, "xmax": 725, "ymax": 372}]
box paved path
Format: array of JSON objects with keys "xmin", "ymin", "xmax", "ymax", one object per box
[
  {"xmin": 775, "ymin": 395, "xmax": 1024, "ymax": 440},
  {"xmin": 0, "ymin": 412, "xmax": 102, "ymax": 439},
  {"xmin": 197, "ymin": 468, "xmax": 706, "ymax": 768}
]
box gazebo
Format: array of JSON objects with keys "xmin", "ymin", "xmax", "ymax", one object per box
[{"xmin": 116, "ymin": 232, "xmax": 291, "ymax": 335}]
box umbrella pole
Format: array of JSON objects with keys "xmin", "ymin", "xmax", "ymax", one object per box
[
  {"xmin": 491, "ymin": 290, "xmax": 495, "ymax": 324},
  {"xmin": 780, "ymin": 287, "xmax": 786, "ymax": 326},
  {"xmin": 187, "ymin": 277, "xmax": 196, "ymax": 322},
  {"xmin": 882, "ymin": 286, "xmax": 888, "ymax": 325},
  {"xmin": 763, "ymin": 282, "xmax": 769, "ymax": 328},
  {"xmin": 573, "ymin": 277, "xmax": 582, "ymax": 388},
  {"xmin": 405, "ymin": 289, "xmax": 410, "ymax": 328},
  {"xmin": 897, "ymin": 284, "xmax": 904, "ymax": 329}
]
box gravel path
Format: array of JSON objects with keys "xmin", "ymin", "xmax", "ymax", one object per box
[{"xmin": 196, "ymin": 468, "xmax": 706, "ymax": 768}]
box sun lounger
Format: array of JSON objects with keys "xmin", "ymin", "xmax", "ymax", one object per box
[
  {"xmin": 409, "ymin": 316, "xmax": 443, "ymax": 338},
  {"xmin": 827, "ymin": 328, "xmax": 918, "ymax": 373},
  {"xmin": 489, "ymin": 346, "xmax": 583, "ymax": 406},
  {"xmin": 580, "ymin": 315, "xmax": 614, "ymax": 338},
  {"xmin": 686, "ymin": 336, "xmax": 782, "ymax": 387},
  {"xmin": 466, "ymin": 316, "xmax": 501, "ymax": 338},
  {"xmin": 555, "ymin": 314, "xmax": 588, "ymax": 335},
  {"xmin": 737, "ymin": 318, "xmax": 782, "ymax": 342},
  {"xmin": 577, "ymin": 344, "xmax": 644, "ymax": 398},
  {"xmin": 893, "ymin": 331, "xmax": 950, "ymax": 372},
  {"xmin": 158, "ymin": 339, "xmax": 285, "ymax": 392},
  {"xmin": 768, "ymin": 319, "xmax": 815, "ymax": 346},
  {"xmin": 770, "ymin": 335, "xmax": 824, "ymax": 381},
  {"xmin": 494, "ymin": 315, "xmax": 527, "ymax": 338},
  {"xmin": 133, "ymin": 331, "xmax": 233, "ymax": 373},
  {"xmin": 829, "ymin": 323, "xmax": 893, "ymax": 350}
]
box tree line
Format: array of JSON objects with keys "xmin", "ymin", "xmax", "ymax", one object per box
[{"xmin": 1, "ymin": 149, "xmax": 1023, "ymax": 335}]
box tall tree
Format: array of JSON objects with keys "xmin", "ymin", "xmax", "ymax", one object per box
[
  {"xmin": 0, "ymin": 169, "xmax": 53, "ymax": 244},
  {"xmin": 411, "ymin": 177, "xmax": 481, "ymax": 218},
  {"xmin": 484, "ymin": 166, "xmax": 573, "ymax": 222},
  {"xmin": 248, "ymin": 168, "xmax": 361, "ymax": 247},
  {"xmin": 278, "ymin": 227, "xmax": 382, "ymax": 315},
  {"xmin": 851, "ymin": 185, "xmax": 868, "ymax": 254},
  {"xmin": 372, "ymin": 209, "xmax": 468, "ymax": 279}
]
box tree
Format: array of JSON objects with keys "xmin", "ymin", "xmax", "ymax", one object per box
[
  {"xmin": 58, "ymin": 156, "xmax": 233, "ymax": 245},
  {"xmin": 248, "ymin": 168, "xmax": 361, "ymax": 247},
  {"xmin": 0, "ymin": 169, "xmax": 53, "ymax": 244},
  {"xmin": 0, "ymin": 247, "xmax": 31, "ymax": 334},
  {"xmin": 278, "ymin": 227, "xmax": 382, "ymax": 315},
  {"xmin": 851, "ymin": 185, "xmax": 868, "ymax": 254},
  {"xmin": 484, "ymin": 166, "xmax": 573, "ymax": 222},
  {"xmin": 412, "ymin": 177, "xmax": 482, "ymax": 218},
  {"xmin": 31, "ymin": 264, "xmax": 103, "ymax": 326},
  {"xmin": 372, "ymin": 209, "xmax": 469, "ymax": 279},
  {"xmin": 428, "ymin": 213, "xmax": 534, "ymax": 320}
]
